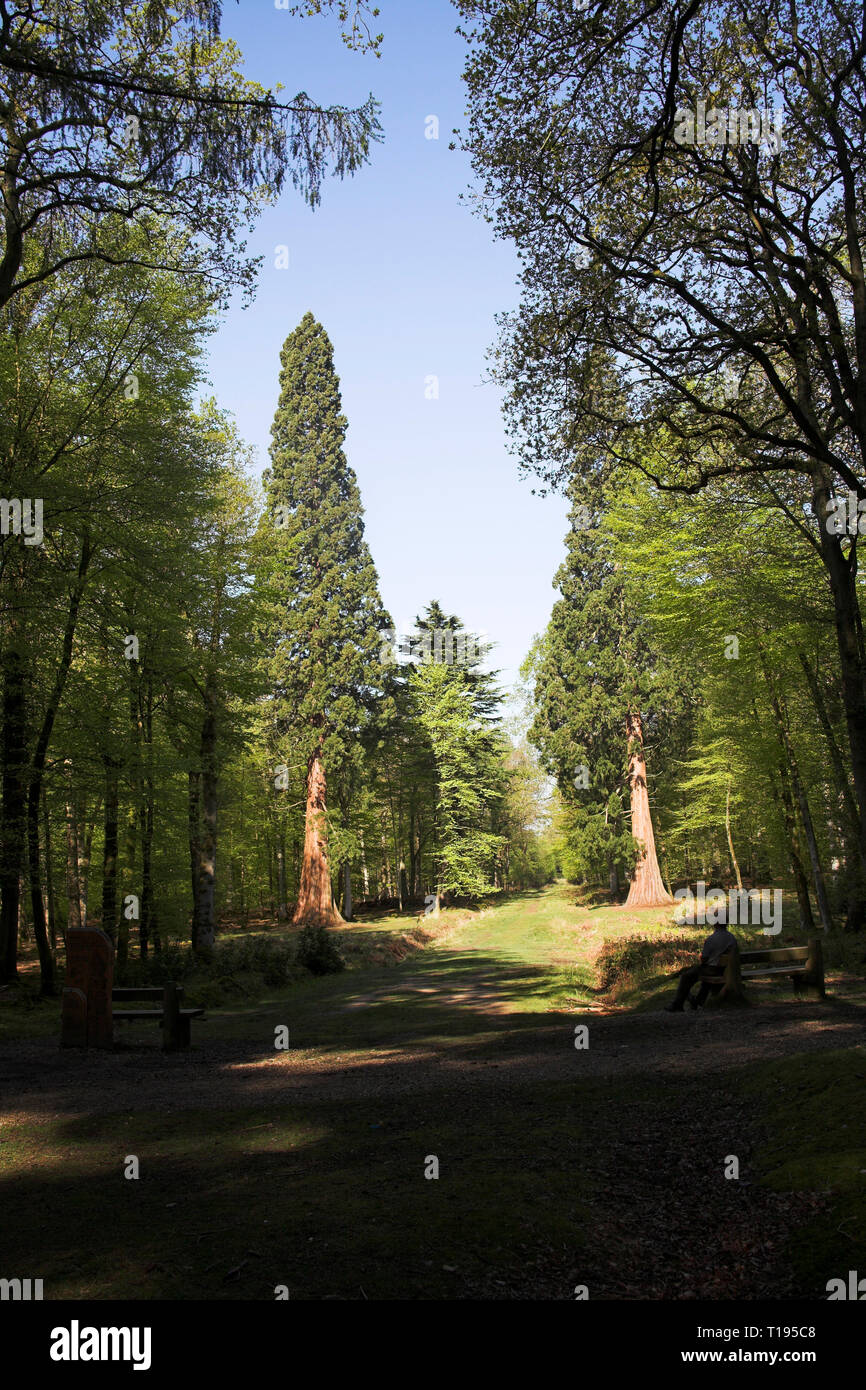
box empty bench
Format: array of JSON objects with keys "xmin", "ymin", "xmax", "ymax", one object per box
[
  {"xmin": 698, "ymin": 940, "xmax": 825, "ymax": 1002},
  {"xmin": 112, "ymin": 982, "xmax": 204, "ymax": 1051}
]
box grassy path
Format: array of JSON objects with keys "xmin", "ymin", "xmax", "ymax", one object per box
[{"xmin": 2, "ymin": 884, "xmax": 864, "ymax": 1299}]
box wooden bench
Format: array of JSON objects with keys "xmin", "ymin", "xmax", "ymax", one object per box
[
  {"xmin": 112, "ymin": 983, "xmax": 204, "ymax": 1051},
  {"xmin": 698, "ymin": 940, "xmax": 825, "ymax": 1003}
]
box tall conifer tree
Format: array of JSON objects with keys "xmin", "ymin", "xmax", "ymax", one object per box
[
  {"xmin": 262, "ymin": 313, "xmax": 390, "ymax": 926},
  {"xmin": 528, "ymin": 480, "xmax": 681, "ymax": 905}
]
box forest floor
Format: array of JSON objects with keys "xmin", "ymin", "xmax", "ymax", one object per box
[{"xmin": 1, "ymin": 884, "xmax": 865, "ymax": 1299}]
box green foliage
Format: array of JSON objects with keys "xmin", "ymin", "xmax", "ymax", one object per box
[
  {"xmin": 295, "ymin": 923, "xmax": 346, "ymax": 975},
  {"xmin": 409, "ymin": 655, "xmax": 506, "ymax": 897},
  {"xmin": 525, "ymin": 475, "xmax": 689, "ymax": 886},
  {"xmin": 605, "ymin": 474, "xmax": 856, "ymax": 902},
  {"xmin": 260, "ymin": 312, "xmax": 391, "ymax": 778},
  {"xmin": 456, "ymin": 0, "xmax": 865, "ymax": 501},
  {"xmin": 496, "ymin": 741, "xmax": 558, "ymax": 888},
  {"xmin": 595, "ymin": 934, "xmax": 704, "ymax": 992},
  {"xmin": 0, "ymin": 0, "xmax": 382, "ymax": 312},
  {"xmin": 112, "ymin": 934, "xmax": 298, "ymax": 989}
]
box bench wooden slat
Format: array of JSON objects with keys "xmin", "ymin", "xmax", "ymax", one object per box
[
  {"xmin": 701, "ymin": 965, "xmax": 808, "ymax": 978},
  {"xmin": 742, "ymin": 964, "xmax": 808, "ymax": 976},
  {"xmin": 114, "ymin": 1008, "xmax": 204, "ymax": 1019},
  {"xmin": 112, "ymin": 987, "xmax": 184, "ymax": 1001},
  {"xmin": 739, "ymin": 948, "xmax": 809, "ymax": 964}
]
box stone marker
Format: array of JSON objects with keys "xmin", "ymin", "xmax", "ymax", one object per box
[
  {"xmin": 60, "ymin": 928, "xmax": 115, "ymax": 1048},
  {"xmin": 59, "ymin": 986, "xmax": 87, "ymax": 1049}
]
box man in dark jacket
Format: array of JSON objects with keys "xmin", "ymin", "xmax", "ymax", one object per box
[{"xmin": 664, "ymin": 924, "xmax": 738, "ymax": 1012}]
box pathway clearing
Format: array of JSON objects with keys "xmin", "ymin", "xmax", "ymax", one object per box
[{"xmin": 1, "ymin": 884, "xmax": 862, "ymax": 1299}]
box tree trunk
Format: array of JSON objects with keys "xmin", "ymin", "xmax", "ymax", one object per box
[
  {"xmin": 359, "ymin": 827, "xmax": 370, "ymax": 897},
  {"xmin": 188, "ymin": 770, "xmax": 201, "ymax": 941},
  {"xmin": 26, "ymin": 785, "xmax": 55, "ymax": 993},
  {"xmin": 120, "ymin": 639, "xmax": 142, "ymax": 969},
  {"xmin": 64, "ymin": 764, "xmax": 82, "ymax": 933},
  {"xmin": 796, "ymin": 648, "xmax": 866, "ymax": 929},
  {"xmin": 772, "ymin": 764, "xmax": 815, "ymax": 932},
  {"xmin": 12, "ymin": 531, "xmax": 90, "ymax": 991},
  {"xmin": 796, "ymin": 648, "xmax": 862, "ymax": 846},
  {"xmin": 101, "ymin": 760, "xmax": 120, "ymax": 942},
  {"xmin": 18, "ymin": 882, "xmax": 28, "ymax": 942},
  {"xmin": 293, "ymin": 746, "xmax": 342, "ymax": 926},
  {"xmin": 725, "ymin": 781, "xmax": 743, "ymax": 890},
  {"xmin": 0, "ymin": 630, "xmax": 26, "ymax": 982},
  {"xmin": 342, "ymin": 860, "xmax": 353, "ymax": 921},
  {"xmin": 43, "ymin": 791, "xmax": 57, "ymax": 951},
  {"xmin": 408, "ymin": 808, "xmax": 417, "ymax": 898},
  {"xmin": 140, "ymin": 790, "xmax": 153, "ymax": 957},
  {"xmin": 192, "ymin": 680, "xmax": 217, "ymax": 953},
  {"xmin": 118, "ymin": 800, "xmax": 136, "ymax": 970},
  {"xmin": 624, "ymin": 709, "xmax": 673, "ymax": 908},
  {"xmin": 264, "ymin": 828, "xmax": 273, "ymax": 910},
  {"xmin": 661, "ymin": 858, "xmax": 674, "ymax": 899},
  {"xmin": 139, "ymin": 677, "xmax": 156, "ymax": 956},
  {"xmin": 379, "ymin": 821, "xmax": 393, "ymax": 899},
  {"xmin": 760, "ymin": 651, "xmax": 833, "ymax": 932},
  {"xmin": 811, "ymin": 467, "xmax": 866, "ymax": 912},
  {"xmin": 789, "ymin": 759, "xmax": 833, "ymax": 932},
  {"xmin": 79, "ymin": 797, "xmax": 100, "ymax": 928},
  {"xmin": 275, "ymin": 834, "xmax": 289, "ymax": 920},
  {"xmin": 608, "ymin": 859, "xmax": 619, "ymax": 900},
  {"xmin": 385, "ymin": 780, "xmax": 403, "ymax": 911}
]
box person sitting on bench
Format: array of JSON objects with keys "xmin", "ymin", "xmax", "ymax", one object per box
[{"xmin": 664, "ymin": 923, "xmax": 737, "ymax": 1012}]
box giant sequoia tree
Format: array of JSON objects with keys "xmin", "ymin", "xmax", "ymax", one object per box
[
  {"xmin": 528, "ymin": 480, "xmax": 685, "ymax": 905},
  {"xmin": 262, "ymin": 313, "xmax": 390, "ymax": 927}
]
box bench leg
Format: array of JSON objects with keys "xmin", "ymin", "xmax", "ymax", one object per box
[
  {"xmin": 161, "ymin": 982, "xmax": 182, "ymax": 1051},
  {"xmin": 163, "ymin": 1015, "xmax": 192, "ymax": 1050},
  {"xmin": 806, "ymin": 938, "xmax": 826, "ymax": 997}
]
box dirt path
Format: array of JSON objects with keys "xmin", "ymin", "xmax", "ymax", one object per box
[
  {"xmin": 3, "ymin": 887, "xmax": 864, "ymax": 1115},
  {"xmin": 2, "ymin": 991, "xmax": 864, "ymax": 1117}
]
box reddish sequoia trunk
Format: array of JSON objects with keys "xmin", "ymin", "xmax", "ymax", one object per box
[
  {"xmin": 293, "ymin": 748, "xmax": 343, "ymax": 927},
  {"xmin": 624, "ymin": 709, "xmax": 673, "ymax": 909}
]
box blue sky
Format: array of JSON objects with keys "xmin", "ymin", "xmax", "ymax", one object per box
[{"xmin": 205, "ymin": 0, "xmax": 570, "ymax": 696}]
